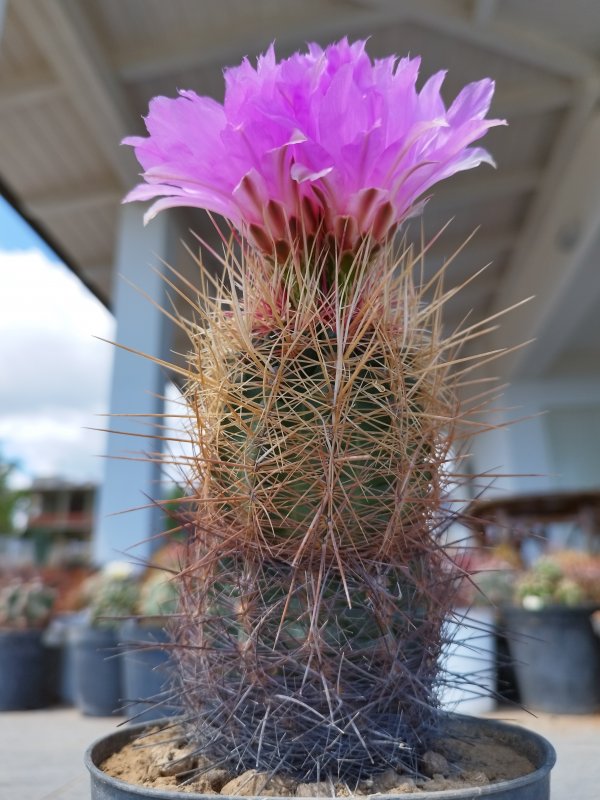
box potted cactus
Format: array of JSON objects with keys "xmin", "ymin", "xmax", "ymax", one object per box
[
  {"xmin": 502, "ymin": 550, "xmax": 600, "ymax": 713},
  {"xmin": 0, "ymin": 577, "xmax": 55, "ymax": 710},
  {"xmin": 42, "ymin": 565, "xmax": 95, "ymax": 706},
  {"xmin": 119, "ymin": 570, "xmax": 179, "ymax": 722},
  {"xmin": 70, "ymin": 562, "xmax": 139, "ymax": 716},
  {"xmin": 87, "ymin": 40, "xmax": 556, "ymax": 799}
]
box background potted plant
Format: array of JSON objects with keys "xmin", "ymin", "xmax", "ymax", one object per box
[
  {"xmin": 502, "ymin": 550, "xmax": 600, "ymax": 714},
  {"xmin": 86, "ymin": 39, "xmax": 556, "ymax": 799},
  {"xmin": 42, "ymin": 560, "xmax": 95, "ymax": 706},
  {"xmin": 0, "ymin": 577, "xmax": 55, "ymax": 710},
  {"xmin": 119, "ymin": 568, "xmax": 179, "ymax": 722},
  {"xmin": 70, "ymin": 562, "xmax": 138, "ymax": 716}
]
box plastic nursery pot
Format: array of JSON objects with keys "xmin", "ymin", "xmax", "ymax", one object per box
[
  {"xmin": 119, "ymin": 619, "xmax": 177, "ymax": 723},
  {"xmin": 69, "ymin": 624, "xmax": 123, "ymax": 717},
  {"xmin": 43, "ymin": 612, "xmax": 85, "ymax": 706},
  {"xmin": 86, "ymin": 714, "xmax": 556, "ymax": 800},
  {"xmin": 0, "ymin": 629, "xmax": 53, "ymax": 710},
  {"xmin": 502, "ymin": 604, "xmax": 600, "ymax": 714}
]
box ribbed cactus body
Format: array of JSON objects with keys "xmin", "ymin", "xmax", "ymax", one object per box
[
  {"xmin": 179, "ymin": 555, "xmax": 443, "ymax": 781},
  {"xmin": 172, "ymin": 248, "xmax": 460, "ymax": 781},
  {"xmin": 201, "ymin": 322, "xmax": 444, "ymax": 560}
]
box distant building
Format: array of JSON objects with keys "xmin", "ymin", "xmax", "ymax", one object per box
[{"xmin": 25, "ymin": 479, "xmax": 97, "ymax": 562}]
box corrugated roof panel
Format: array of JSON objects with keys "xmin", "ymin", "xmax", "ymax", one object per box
[
  {"xmin": 0, "ymin": 95, "xmax": 114, "ymax": 197},
  {"xmin": 92, "ymin": 0, "xmax": 319, "ymax": 50},
  {"xmin": 46, "ymin": 203, "xmax": 116, "ymax": 266},
  {"xmin": 500, "ymin": 0, "xmax": 600, "ymax": 57},
  {"xmin": 46, "ymin": 98, "xmax": 115, "ymax": 182},
  {"xmin": 0, "ymin": 112, "xmax": 37, "ymax": 191},
  {"xmin": 74, "ymin": 204, "xmax": 118, "ymax": 264},
  {"xmin": 124, "ymin": 20, "xmax": 570, "ymax": 137},
  {"xmin": 107, "ymin": 0, "xmax": 353, "ymax": 89},
  {"xmin": 373, "ymin": 22, "xmax": 571, "ymax": 94},
  {"xmin": 482, "ymin": 109, "xmax": 565, "ymax": 171},
  {"xmin": 126, "ymin": 63, "xmax": 226, "ymax": 109},
  {"xmin": 0, "ymin": 5, "xmax": 50, "ymax": 77}
]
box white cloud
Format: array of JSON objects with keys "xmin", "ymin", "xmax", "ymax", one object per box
[{"xmin": 0, "ymin": 248, "xmax": 115, "ymax": 484}]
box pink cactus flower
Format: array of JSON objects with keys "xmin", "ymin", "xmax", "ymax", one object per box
[{"xmin": 124, "ymin": 39, "xmax": 504, "ymax": 257}]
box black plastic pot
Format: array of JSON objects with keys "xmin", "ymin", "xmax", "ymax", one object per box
[
  {"xmin": 119, "ymin": 619, "xmax": 177, "ymax": 722},
  {"xmin": 86, "ymin": 714, "xmax": 556, "ymax": 800},
  {"xmin": 502, "ymin": 604, "xmax": 600, "ymax": 714},
  {"xmin": 43, "ymin": 612, "xmax": 85, "ymax": 705},
  {"xmin": 69, "ymin": 625, "xmax": 123, "ymax": 717},
  {"xmin": 0, "ymin": 629, "xmax": 53, "ymax": 710}
]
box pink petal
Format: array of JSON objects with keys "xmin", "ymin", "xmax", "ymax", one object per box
[{"xmin": 290, "ymin": 163, "xmax": 334, "ymax": 183}]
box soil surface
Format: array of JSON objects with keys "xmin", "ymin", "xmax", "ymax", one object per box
[{"xmin": 101, "ymin": 724, "xmax": 535, "ymax": 796}]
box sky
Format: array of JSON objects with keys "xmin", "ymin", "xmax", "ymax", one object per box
[{"xmin": 0, "ymin": 196, "xmax": 115, "ymax": 487}]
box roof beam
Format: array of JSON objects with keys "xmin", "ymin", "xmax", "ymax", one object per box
[
  {"xmin": 487, "ymin": 83, "xmax": 600, "ymax": 378},
  {"xmin": 471, "ymin": 0, "xmax": 498, "ymax": 26},
  {"xmin": 15, "ymin": 0, "xmax": 140, "ymax": 188},
  {"xmin": 508, "ymin": 76, "xmax": 600, "ymax": 270}
]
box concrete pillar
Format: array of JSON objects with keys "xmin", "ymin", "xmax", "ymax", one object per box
[{"xmin": 92, "ymin": 204, "xmax": 181, "ymax": 566}]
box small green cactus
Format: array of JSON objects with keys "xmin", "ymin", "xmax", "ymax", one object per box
[
  {"xmin": 516, "ymin": 555, "xmax": 589, "ymax": 609},
  {"xmin": 138, "ymin": 572, "xmax": 178, "ymax": 617},
  {"xmin": 474, "ymin": 566, "xmax": 517, "ymax": 607},
  {"xmin": 82, "ymin": 567, "xmax": 139, "ymax": 627},
  {"xmin": 0, "ymin": 579, "xmax": 55, "ymax": 629},
  {"xmin": 553, "ymin": 577, "xmax": 585, "ymax": 606}
]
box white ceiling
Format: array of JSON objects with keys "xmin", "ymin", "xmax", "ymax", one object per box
[{"xmin": 1, "ymin": 0, "xmax": 600, "ymax": 380}]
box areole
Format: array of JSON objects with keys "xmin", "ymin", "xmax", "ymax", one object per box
[{"xmin": 86, "ymin": 715, "xmax": 556, "ymax": 800}]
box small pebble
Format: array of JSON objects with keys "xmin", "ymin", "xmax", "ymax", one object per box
[
  {"xmin": 421, "ymin": 751, "xmax": 449, "ymax": 778},
  {"xmin": 370, "ymin": 769, "xmax": 405, "ymax": 793},
  {"xmin": 202, "ymin": 767, "xmax": 233, "ymax": 791},
  {"xmin": 334, "ymin": 784, "xmax": 351, "ymax": 797},
  {"xmin": 156, "ymin": 746, "xmax": 198, "ymax": 777},
  {"xmin": 461, "ymin": 770, "xmax": 489, "ymax": 786},
  {"xmin": 221, "ymin": 770, "xmax": 266, "ymax": 796}
]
